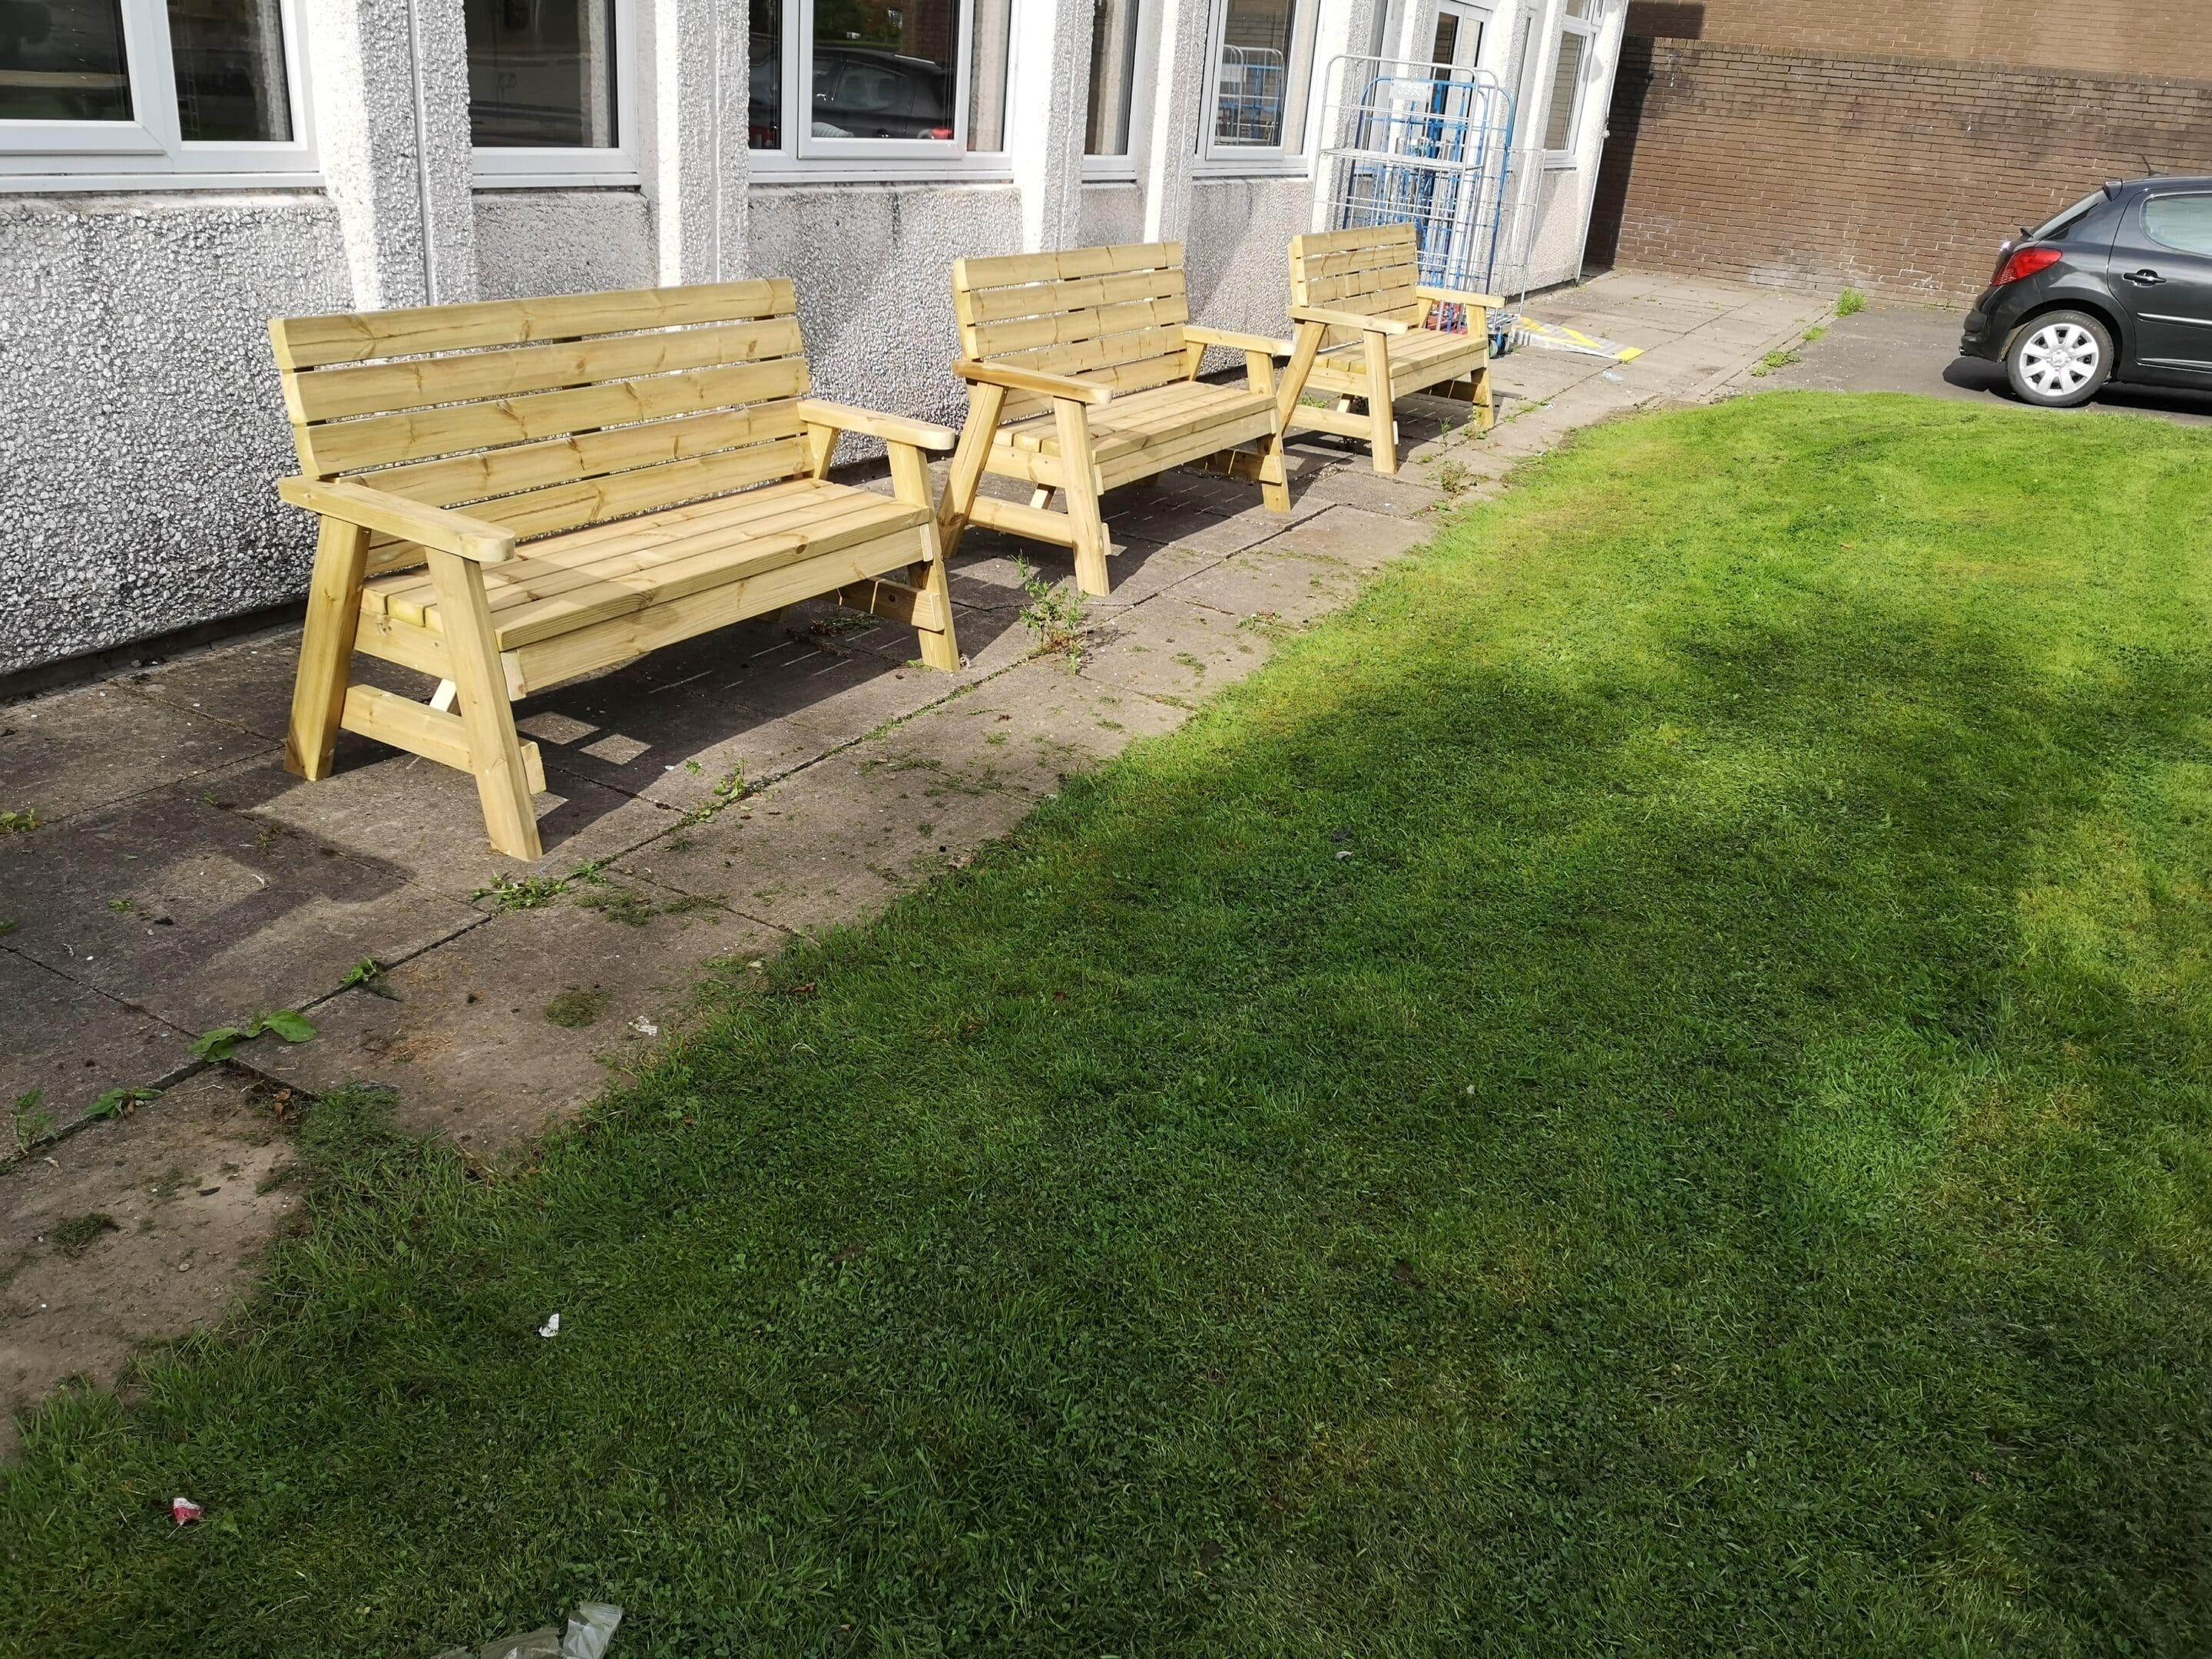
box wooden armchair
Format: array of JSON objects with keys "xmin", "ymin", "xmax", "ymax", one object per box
[
  {"xmin": 1283, "ymin": 222, "xmax": 1499, "ymax": 475},
  {"xmin": 937, "ymin": 242, "xmax": 1293, "ymax": 596}
]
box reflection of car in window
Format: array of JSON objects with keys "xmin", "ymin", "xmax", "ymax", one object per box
[{"xmin": 814, "ymin": 45, "xmax": 952, "ymax": 139}]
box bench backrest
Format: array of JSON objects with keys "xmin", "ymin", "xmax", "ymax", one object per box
[
  {"xmin": 270, "ymin": 280, "xmax": 812, "ymax": 576},
  {"xmin": 1288, "ymin": 222, "xmax": 1424, "ymax": 341},
  {"xmin": 950, "ymin": 243, "xmax": 1192, "ymax": 418}
]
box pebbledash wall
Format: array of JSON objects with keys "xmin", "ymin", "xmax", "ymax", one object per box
[
  {"xmin": 1586, "ymin": 0, "xmax": 2212, "ymax": 298},
  {"xmin": 0, "ymin": 0, "xmax": 1624, "ymax": 680}
]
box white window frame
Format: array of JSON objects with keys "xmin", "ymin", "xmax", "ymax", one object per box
[
  {"xmin": 1081, "ymin": 0, "xmax": 1149, "ymax": 183},
  {"xmin": 1541, "ymin": 1, "xmax": 1600, "ymax": 169},
  {"xmin": 1194, "ymin": 0, "xmax": 1321, "ymax": 179},
  {"xmin": 0, "ymin": 0, "xmax": 316, "ymax": 190},
  {"xmin": 748, "ymin": 0, "xmax": 1015, "ymax": 185},
  {"xmin": 471, "ymin": 0, "xmax": 640, "ymax": 188}
]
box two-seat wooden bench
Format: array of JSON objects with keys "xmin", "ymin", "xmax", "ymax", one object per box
[
  {"xmin": 270, "ymin": 278, "xmax": 959, "ymax": 860},
  {"xmin": 1284, "ymin": 222, "xmax": 1500, "ymax": 475},
  {"xmin": 936, "ymin": 242, "xmax": 1294, "ymax": 595}
]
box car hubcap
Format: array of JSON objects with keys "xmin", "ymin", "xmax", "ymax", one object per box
[{"xmin": 2020, "ymin": 323, "xmax": 2100, "ymax": 396}]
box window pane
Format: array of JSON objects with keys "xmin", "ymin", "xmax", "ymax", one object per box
[
  {"xmin": 2144, "ymin": 196, "xmax": 2212, "ymax": 257},
  {"xmin": 1214, "ymin": 0, "xmax": 1296, "ymax": 148},
  {"xmin": 0, "ymin": 0, "xmax": 133, "ymax": 121},
  {"xmin": 168, "ymin": 0, "xmax": 290, "ymax": 140},
  {"xmin": 968, "ymin": 0, "xmax": 1009, "ymax": 150},
  {"xmin": 750, "ymin": 0, "xmax": 781, "ymax": 147},
  {"xmin": 811, "ymin": 0, "xmax": 955, "ymax": 141},
  {"xmin": 466, "ymin": 0, "xmax": 618, "ymax": 148},
  {"xmin": 1543, "ymin": 29, "xmax": 1584, "ymax": 151},
  {"xmin": 1086, "ymin": 0, "xmax": 1139, "ymax": 156}
]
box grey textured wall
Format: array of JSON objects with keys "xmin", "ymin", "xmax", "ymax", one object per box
[
  {"xmin": 475, "ymin": 190, "xmax": 657, "ymax": 300},
  {"xmin": 0, "ymin": 196, "xmax": 351, "ymax": 674}
]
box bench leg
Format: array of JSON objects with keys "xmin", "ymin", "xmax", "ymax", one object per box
[
  {"xmin": 884, "ymin": 438, "xmax": 962, "ymax": 673},
  {"xmin": 938, "ymin": 380, "xmax": 1007, "ymax": 562},
  {"xmin": 1475, "ymin": 364, "xmax": 1496, "ymax": 433},
  {"xmin": 1363, "ymin": 333, "xmax": 1399, "ymax": 475},
  {"xmin": 284, "ymin": 516, "xmax": 370, "ymax": 781},
  {"xmin": 1240, "ymin": 349, "xmax": 1292, "ymax": 514},
  {"xmin": 424, "ymin": 548, "xmax": 541, "ymax": 861},
  {"xmin": 1052, "ymin": 397, "xmax": 1113, "ymax": 598}
]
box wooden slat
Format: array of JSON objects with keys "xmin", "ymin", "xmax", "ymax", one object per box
[
  {"xmin": 1291, "ymin": 223, "xmax": 1416, "ymax": 259},
  {"xmin": 1098, "ymin": 412, "xmax": 1278, "ymax": 490},
  {"xmin": 506, "ymin": 525, "xmax": 931, "ymax": 695},
  {"xmin": 370, "ymin": 400, "xmax": 806, "ymax": 509},
  {"xmin": 955, "ymin": 265, "xmax": 1184, "ymax": 329},
  {"xmin": 462, "ymin": 435, "xmax": 813, "ymax": 546},
  {"xmin": 954, "ymin": 242, "xmax": 1181, "ymax": 293},
  {"xmin": 299, "ymin": 356, "xmax": 813, "ymax": 475},
  {"xmin": 286, "ymin": 316, "xmax": 806, "ymax": 423},
  {"xmin": 370, "ymin": 484, "xmax": 927, "ymax": 648},
  {"xmin": 339, "ymin": 684, "xmax": 546, "ymax": 794},
  {"xmin": 965, "ymin": 295, "xmax": 1189, "ymax": 359},
  {"xmin": 1001, "ymin": 326, "xmax": 1186, "ymax": 384},
  {"xmin": 967, "ymin": 492, "xmax": 1078, "ymax": 546},
  {"xmin": 272, "ymin": 279, "xmax": 798, "ymax": 370}
]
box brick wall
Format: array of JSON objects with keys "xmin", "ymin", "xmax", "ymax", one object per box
[
  {"xmin": 1588, "ymin": 41, "xmax": 2212, "ymax": 298},
  {"xmin": 1635, "ymin": 1, "xmax": 2212, "ymax": 82}
]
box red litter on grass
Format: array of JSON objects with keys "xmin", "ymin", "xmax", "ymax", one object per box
[{"xmin": 171, "ymin": 1497, "xmax": 203, "ymax": 1526}]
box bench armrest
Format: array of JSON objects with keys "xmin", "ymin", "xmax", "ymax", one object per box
[
  {"xmin": 795, "ymin": 398, "xmax": 958, "ymax": 452},
  {"xmin": 1184, "ymin": 324, "xmax": 1293, "ymax": 356},
  {"xmin": 1290, "ymin": 305, "xmax": 1411, "ymax": 336},
  {"xmin": 1416, "ymin": 284, "xmax": 1505, "ymax": 310},
  {"xmin": 278, "ymin": 476, "xmax": 516, "ymax": 565},
  {"xmin": 952, "ymin": 359, "xmax": 1114, "ymax": 406}
]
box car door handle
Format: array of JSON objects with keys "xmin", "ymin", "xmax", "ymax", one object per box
[{"xmin": 2124, "ymin": 268, "xmax": 2167, "ymax": 286}]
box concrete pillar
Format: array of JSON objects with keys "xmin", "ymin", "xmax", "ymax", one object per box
[
  {"xmin": 1008, "ymin": 0, "xmax": 1092, "ymax": 252},
  {"xmin": 306, "ymin": 0, "xmax": 478, "ymax": 308},
  {"xmin": 644, "ymin": 0, "xmax": 751, "ymax": 285},
  {"xmin": 1139, "ymin": 0, "xmax": 1213, "ymax": 244}
]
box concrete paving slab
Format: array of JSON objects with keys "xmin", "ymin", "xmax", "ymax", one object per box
[
  {"xmin": 0, "ymin": 789, "xmax": 481, "ymax": 1033},
  {"xmin": 241, "ymin": 880, "xmax": 780, "ymax": 1147},
  {"xmin": 124, "ymin": 629, "xmax": 435, "ymax": 745},
  {"xmin": 1250, "ymin": 505, "xmax": 1435, "ymax": 572},
  {"xmin": 858, "ymin": 655, "xmax": 1187, "ymax": 799},
  {"xmin": 0, "ymin": 949, "xmax": 198, "ymax": 1134},
  {"xmin": 1, "ymin": 684, "xmax": 263, "ymax": 827},
  {"xmin": 1167, "ymin": 547, "xmax": 1366, "ymax": 627},
  {"xmin": 204, "ymin": 753, "xmax": 671, "ymax": 900},
  {"xmin": 0, "ymin": 1066, "xmax": 300, "ymax": 1457},
  {"xmin": 1078, "ymin": 594, "xmax": 1273, "ymax": 707},
  {"xmin": 617, "ymin": 748, "xmax": 1041, "ymax": 935}
]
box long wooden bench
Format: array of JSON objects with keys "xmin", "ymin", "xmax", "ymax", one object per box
[
  {"xmin": 270, "ymin": 278, "xmax": 959, "ymax": 860},
  {"xmin": 936, "ymin": 242, "xmax": 1294, "ymax": 595},
  {"xmin": 1285, "ymin": 222, "xmax": 1499, "ymax": 475}
]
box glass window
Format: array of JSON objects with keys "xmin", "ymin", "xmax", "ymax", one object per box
[
  {"xmin": 168, "ymin": 0, "xmax": 290, "ymax": 141},
  {"xmin": 1086, "ymin": 0, "xmax": 1140, "ymax": 157},
  {"xmin": 750, "ymin": 0, "xmax": 1011, "ymax": 159},
  {"xmin": 1212, "ymin": 0, "xmax": 1297, "ymax": 148},
  {"xmin": 2, "ymin": 0, "xmax": 307, "ymax": 180},
  {"xmin": 466, "ymin": 0, "xmax": 618, "ymax": 147},
  {"xmin": 1543, "ymin": 3, "xmax": 1598, "ymax": 157},
  {"xmin": 2144, "ymin": 195, "xmax": 2212, "ymax": 257},
  {"xmin": 0, "ymin": 0, "xmax": 134, "ymax": 121}
]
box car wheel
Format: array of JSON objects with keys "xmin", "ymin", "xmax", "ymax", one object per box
[{"xmin": 2005, "ymin": 310, "xmax": 2114, "ymax": 408}]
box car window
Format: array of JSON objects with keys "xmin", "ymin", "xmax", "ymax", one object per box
[
  {"xmin": 2032, "ymin": 190, "xmax": 2105, "ymax": 241},
  {"xmin": 2144, "ymin": 195, "xmax": 2212, "ymax": 257}
]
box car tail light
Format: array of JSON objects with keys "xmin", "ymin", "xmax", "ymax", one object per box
[{"xmin": 1992, "ymin": 245, "xmax": 2064, "ymax": 286}]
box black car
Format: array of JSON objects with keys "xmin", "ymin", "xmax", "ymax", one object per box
[{"xmin": 1960, "ymin": 175, "xmax": 2212, "ymax": 408}]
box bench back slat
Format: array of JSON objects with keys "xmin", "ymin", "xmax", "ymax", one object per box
[
  {"xmin": 270, "ymin": 279, "xmax": 813, "ymax": 572},
  {"xmin": 952, "ymin": 243, "xmax": 1191, "ymax": 417},
  {"xmin": 1288, "ymin": 223, "xmax": 1427, "ymax": 329}
]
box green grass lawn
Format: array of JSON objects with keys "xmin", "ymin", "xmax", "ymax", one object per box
[{"xmin": 9, "ymin": 393, "xmax": 2212, "ymax": 1655}]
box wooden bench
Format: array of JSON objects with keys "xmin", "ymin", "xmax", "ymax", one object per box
[
  {"xmin": 269, "ymin": 278, "xmax": 959, "ymax": 861},
  {"xmin": 936, "ymin": 242, "xmax": 1293, "ymax": 596},
  {"xmin": 1284, "ymin": 222, "xmax": 1499, "ymax": 475}
]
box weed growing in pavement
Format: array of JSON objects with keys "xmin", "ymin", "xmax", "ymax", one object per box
[
  {"xmin": 1837, "ymin": 287, "xmax": 1866, "ymax": 316},
  {"xmin": 1016, "ymin": 555, "xmax": 1088, "ymax": 667}
]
